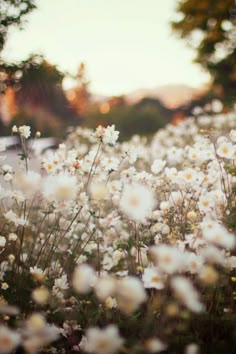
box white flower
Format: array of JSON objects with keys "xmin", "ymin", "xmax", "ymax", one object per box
[
  {"xmin": 43, "ymin": 174, "xmax": 78, "ymax": 202},
  {"xmin": 151, "ymin": 159, "xmax": 166, "ymax": 174},
  {"xmin": 201, "ymin": 222, "xmax": 235, "ymax": 250},
  {"xmin": 30, "ymin": 266, "xmax": 45, "ymax": 282},
  {"xmin": 12, "ymin": 125, "xmax": 18, "ymax": 133},
  {"xmin": 229, "ymin": 129, "xmax": 236, "ymax": 142},
  {"xmin": 15, "ymin": 171, "xmax": 41, "ymax": 197},
  {"xmin": 142, "ymin": 267, "xmax": 165, "ymax": 290},
  {"xmin": 116, "ymin": 276, "xmax": 147, "ymax": 314},
  {"xmin": 101, "ymin": 157, "xmax": 120, "ymax": 172},
  {"xmin": 53, "ymin": 274, "xmax": 69, "ymax": 291},
  {"xmin": 2, "ymin": 164, "xmax": 13, "ymax": 173},
  {"xmin": 83, "ymin": 325, "xmax": 124, "ymax": 354},
  {"xmin": 120, "ymin": 183, "xmax": 155, "ymax": 222},
  {"xmin": 145, "ymin": 338, "xmax": 167, "ymax": 353},
  {"xmin": 18, "ymin": 125, "xmax": 31, "ymax": 139},
  {"xmin": 0, "ymin": 236, "xmax": 6, "ymax": 248},
  {"xmin": 4, "ymin": 173, "xmax": 13, "ymax": 182},
  {"xmin": 185, "ymin": 343, "xmax": 199, "ymax": 354},
  {"xmin": 89, "ymin": 182, "xmax": 108, "ymax": 200},
  {"xmin": 186, "ymin": 253, "xmax": 203, "ymax": 274},
  {"xmin": 102, "ymin": 125, "xmax": 119, "ymax": 146},
  {"xmin": 216, "ymin": 141, "xmax": 235, "ymax": 159},
  {"xmin": 4, "ymin": 210, "xmax": 28, "ymax": 227},
  {"xmin": 94, "ymin": 276, "xmax": 116, "ymax": 302},
  {"xmin": 198, "ymin": 193, "xmax": 215, "ymax": 213},
  {"xmin": 94, "ymin": 125, "xmax": 106, "ymax": 139},
  {"xmin": 171, "ymin": 276, "xmax": 204, "ymax": 313},
  {"xmin": 72, "ymin": 264, "xmax": 96, "ymax": 294},
  {"xmin": 0, "ymin": 326, "xmax": 21, "ymax": 354},
  {"xmin": 8, "ymin": 233, "xmax": 17, "ymax": 242},
  {"xmin": 150, "ymin": 245, "xmax": 184, "ymax": 274}
]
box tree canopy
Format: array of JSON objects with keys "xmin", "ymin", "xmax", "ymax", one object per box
[
  {"xmin": 0, "ymin": 0, "xmax": 36, "ymax": 52},
  {"xmin": 172, "ymin": 0, "xmax": 236, "ymax": 102}
]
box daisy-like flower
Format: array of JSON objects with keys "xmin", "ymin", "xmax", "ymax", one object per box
[
  {"xmin": 145, "ymin": 338, "xmax": 167, "ymax": 353},
  {"xmin": 4, "ymin": 210, "xmax": 28, "ymax": 227},
  {"xmin": 142, "ymin": 267, "xmax": 165, "ymax": 290},
  {"xmin": 202, "ymin": 222, "xmax": 235, "ymax": 250},
  {"xmin": 18, "ymin": 125, "xmax": 31, "ymax": 139},
  {"xmin": 151, "ymin": 159, "xmax": 166, "ymax": 174},
  {"xmin": 30, "ymin": 266, "xmax": 45, "ymax": 282},
  {"xmin": 229, "ymin": 129, "xmax": 236, "ymax": 142},
  {"xmin": 15, "ymin": 171, "xmax": 42, "ymax": 197},
  {"xmin": 94, "ymin": 276, "xmax": 116, "ymax": 302},
  {"xmin": 119, "ymin": 183, "xmax": 155, "ymax": 222},
  {"xmin": 101, "ymin": 156, "xmax": 120, "ymax": 172},
  {"xmin": 198, "ymin": 193, "xmax": 215, "ymax": 213},
  {"xmin": 82, "ymin": 325, "xmax": 124, "ymax": 354},
  {"xmin": 42, "ymin": 173, "xmax": 78, "ymax": 202},
  {"xmin": 72, "ymin": 264, "xmax": 96, "ymax": 294},
  {"xmin": 116, "ymin": 276, "xmax": 147, "ymax": 314},
  {"xmin": 216, "ymin": 141, "xmax": 235, "ymax": 159},
  {"xmin": 186, "ymin": 253, "xmax": 203, "ymax": 274},
  {"xmin": 53, "ymin": 274, "xmax": 69, "ymax": 291},
  {"xmin": 150, "ymin": 245, "xmax": 184, "ymax": 274},
  {"xmin": 102, "ymin": 125, "xmax": 119, "ymax": 146},
  {"xmin": 171, "ymin": 276, "xmax": 204, "ymax": 313}
]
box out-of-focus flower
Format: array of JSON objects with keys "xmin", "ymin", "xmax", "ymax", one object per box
[
  {"xmin": 72, "ymin": 264, "xmax": 96, "ymax": 294},
  {"xmin": 4, "ymin": 210, "xmax": 27, "ymax": 227},
  {"xmin": 116, "ymin": 276, "xmax": 147, "ymax": 314},
  {"xmin": 30, "ymin": 266, "xmax": 45, "ymax": 282},
  {"xmin": 82, "ymin": 325, "xmax": 124, "ymax": 354},
  {"xmin": 43, "ymin": 174, "xmax": 78, "ymax": 202},
  {"xmin": 201, "ymin": 221, "xmax": 236, "ymax": 250},
  {"xmin": 216, "ymin": 141, "xmax": 235, "ymax": 159},
  {"xmin": 18, "ymin": 125, "xmax": 31, "ymax": 139},
  {"xmin": 150, "ymin": 245, "xmax": 184, "ymax": 274},
  {"xmin": 171, "ymin": 276, "xmax": 204, "ymax": 313},
  {"xmin": 32, "ymin": 287, "xmax": 50, "ymax": 305},
  {"xmin": 145, "ymin": 338, "xmax": 167, "ymax": 353},
  {"xmin": 151, "ymin": 159, "xmax": 166, "ymax": 174},
  {"xmin": 0, "ymin": 236, "xmax": 6, "ymax": 248},
  {"xmin": 142, "ymin": 267, "xmax": 165, "ymax": 289},
  {"xmin": 102, "ymin": 125, "xmax": 119, "ymax": 146},
  {"xmin": 120, "ymin": 183, "xmax": 155, "ymax": 222},
  {"xmin": 0, "ymin": 325, "xmax": 21, "ymax": 354},
  {"xmin": 94, "ymin": 276, "xmax": 116, "ymax": 302}
]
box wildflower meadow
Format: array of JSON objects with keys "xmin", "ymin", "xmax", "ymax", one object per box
[{"xmin": 0, "ymin": 102, "xmax": 236, "ymax": 354}]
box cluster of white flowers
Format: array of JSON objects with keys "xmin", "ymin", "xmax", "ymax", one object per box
[{"xmin": 0, "ymin": 111, "xmax": 235, "ymax": 354}]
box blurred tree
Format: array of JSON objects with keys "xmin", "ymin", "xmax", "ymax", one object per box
[
  {"xmin": 67, "ymin": 63, "xmax": 91, "ymax": 116},
  {"xmin": 0, "ymin": 55, "xmax": 80, "ymax": 135},
  {"xmin": 172, "ymin": 0, "xmax": 236, "ymax": 102},
  {"xmin": 0, "ymin": 0, "xmax": 36, "ymax": 52},
  {"xmin": 85, "ymin": 97, "xmax": 172, "ymax": 141}
]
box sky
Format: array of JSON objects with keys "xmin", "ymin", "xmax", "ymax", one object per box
[{"xmin": 2, "ymin": 0, "xmax": 211, "ymax": 96}]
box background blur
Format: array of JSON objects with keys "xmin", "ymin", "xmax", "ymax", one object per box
[{"xmin": 0, "ymin": 0, "xmax": 235, "ymax": 140}]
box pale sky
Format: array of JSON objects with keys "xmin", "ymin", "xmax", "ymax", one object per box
[{"xmin": 2, "ymin": 0, "xmax": 211, "ymax": 96}]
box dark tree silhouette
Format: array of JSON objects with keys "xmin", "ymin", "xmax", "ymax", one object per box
[{"xmin": 172, "ymin": 0, "xmax": 236, "ymax": 103}]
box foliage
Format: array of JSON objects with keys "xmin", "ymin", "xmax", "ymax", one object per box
[
  {"xmin": 172, "ymin": 0, "xmax": 236, "ymax": 103},
  {"xmin": 0, "ymin": 0, "xmax": 36, "ymax": 52},
  {"xmin": 85, "ymin": 98, "xmax": 172, "ymax": 141},
  {"xmin": 0, "ymin": 55, "xmax": 80, "ymax": 135}
]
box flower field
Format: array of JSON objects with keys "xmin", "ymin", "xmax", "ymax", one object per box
[{"xmin": 0, "ymin": 105, "xmax": 236, "ymax": 354}]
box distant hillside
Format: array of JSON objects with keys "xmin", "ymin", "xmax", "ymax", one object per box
[{"xmin": 125, "ymin": 84, "xmax": 205, "ymax": 108}]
